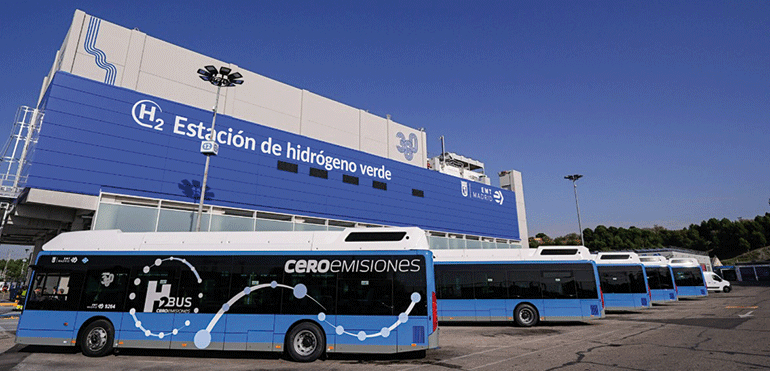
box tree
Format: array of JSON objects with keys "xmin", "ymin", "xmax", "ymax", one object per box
[
  {"xmin": 530, "ymin": 213, "xmax": 770, "ymax": 258},
  {"xmin": 749, "ymin": 231, "xmax": 767, "ymax": 250}
]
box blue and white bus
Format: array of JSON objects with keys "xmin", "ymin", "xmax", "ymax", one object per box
[
  {"xmin": 669, "ymin": 258, "xmax": 708, "ymax": 298},
  {"xmin": 592, "ymin": 252, "xmax": 652, "ymax": 311},
  {"xmin": 639, "ymin": 256, "xmax": 678, "ymax": 303},
  {"xmin": 434, "ymin": 246, "xmax": 604, "ymax": 327},
  {"xmin": 16, "ymin": 228, "xmax": 438, "ymax": 362}
]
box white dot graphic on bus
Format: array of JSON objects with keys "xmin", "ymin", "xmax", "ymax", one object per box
[
  {"xmin": 129, "ymin": 308, "xmax": 191, "ymax": 339},
  {"xmin": 132, "ymin": 257, "xmax": 422, "ymax": 349},
  {"xmin": 317, "ymin": 292, "xmax": 420, "ymax": 340}
]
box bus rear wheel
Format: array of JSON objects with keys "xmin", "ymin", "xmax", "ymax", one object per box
[
  {"xmin": 79, "ymin": 319, "xmax": 114, "ymax": 357},
  {"xmin": 514, "ymin": 303, "xmax": 539, "ymax": 327},
  {"xmin": 286, "ymin": 322, "xmax": 325, "ymax": 362}
]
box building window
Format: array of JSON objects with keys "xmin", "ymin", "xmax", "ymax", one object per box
[
  {"xmin": 373, "ymin": 181, "xmax": 387, "ymax": 190},
  {"xmin": 309, "ymin": 167, "xmax": 328, "ymax": 179},
  {"xmin": 412, "ymin": 189, "xmax": 424, "ymax": 197},
  {"xmin": 277, "ymin": 161, "xmax": 298, "ymax": 173},
  {"xmin": 343, "ymin": 175, "xmax": 359, "ymax": 185}
]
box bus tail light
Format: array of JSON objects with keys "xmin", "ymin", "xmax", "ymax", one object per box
[
  {"xmin": 647, "ymin": 284, "xmax": 652, "ymax": 304},
  {"xmin": 432, "ymin": 291, "xmax": 438, "ymax": 332},
  {"xmin": 600, "ymin": 288, "xmax": 605, "ymax": 309}
]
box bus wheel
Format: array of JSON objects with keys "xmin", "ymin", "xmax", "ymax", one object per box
[
  {"xmin": 79, "ymin": 319, "xmax": 115, "ymax": 357},
  {"xmin": 286, "ymin": 322, "xmax": 325, "ymax": 362},
  {"xmin": 514, "ymin": 303, "xmax": 539, "ymax": 327}
]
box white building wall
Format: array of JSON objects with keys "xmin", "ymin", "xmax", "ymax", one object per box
[
  {"xmin": 300, "ymin": 91, "xmax": 360, "ymax": 150},
  {"xmin": 359, "ymin": 111, "xmax": 388, "ymax": 158},
  {"xmin": 43, "ymin": 9, "xmax": 428, "ymax": 169},
  {"xmin": 232, "ymin": 70, "xmax": 303, "ymax": 134},
  {"xmin": 499, "ymin": 170, "xmax": 529, "ymax": 248}
]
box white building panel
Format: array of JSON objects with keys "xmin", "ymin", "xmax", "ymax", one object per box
[
  {"xmin": 139, "ymin": 37, "xmax": 231, "ymax": 109},
  {"xmin": 70, "ymin": 52, "xmax": 123, "ymax": 86},
  {"xmin": 86, "ymin": 18, "xmax": 132, "ymax": 70},
  {"xmin": 121, "ymin": 29, "xmax": 147, "ymax": 90},
  {"xmin": 58, "ymin": 11, "xmax": 85, "ymax": 75},
  {"xmin": 68, "ymin": 15, "xmax": 132, "ymax": 87},
  {"xmin": 359, "ymin": 111, "xmax": 388, "ymax": 157},
  {"xmin": 136, "ymin": 71, "xmax": 218, "ymax": 114},
  {"xmin": 232, "ymin": 71, "xmax": 302, "ymax": 133},
  {"xmin": 235, "ymin": 101, "xmax": 301, "ymax": 134},
  {"xmin": 300, "ymin": 91, "xmax": 360, "ymax": 149}
]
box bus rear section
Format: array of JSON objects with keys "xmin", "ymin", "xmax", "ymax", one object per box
[
  {"xmin": 639, "ymin": 256, "xmax": 678, "ymax": 303},
  {"xmin": 593, "ymin": 252, "xmax": 652, "ymax": 311},
  {"xmin": 669, "ymin": 258, "xmax": 708, "ymax": 298},
  {"xmin": 433, "ymin": 246, "xmax": 604, "ymax": 327},
  {"xmin": 16, "ymin": 228, "xmax": 438, "ymax": 362}
]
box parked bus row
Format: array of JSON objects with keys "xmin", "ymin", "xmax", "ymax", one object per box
[{"xmin": 15, "ymin": 228, "xmax": 717, "ymax": 362}]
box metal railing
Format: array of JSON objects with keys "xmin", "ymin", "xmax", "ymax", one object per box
[{"xmin": 0, "ymin": 106, "xmax": 43, "ymax": 198}]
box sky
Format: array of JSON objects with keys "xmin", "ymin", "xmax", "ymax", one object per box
[{"xmin": 0, "ymin": 1, "xmax": 768, "ymax": 240}]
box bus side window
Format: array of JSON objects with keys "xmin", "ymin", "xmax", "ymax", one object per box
[
  {"xmin": 178, "ymin": 256, "xmax": 232, "ymax": 314},
  {"xmin": 574, "ymin": 266, "xmax": 599, "ymax": 299},
  {"xmin": 507, "ymin": 269, "xmax": 541, "ymax": 299},
  {"xmin": 474, "ymin": 267, "xmax": 507, "ymax": 300},
  {"xmin": 80, "ymin": 269, "xmax": 130, "ymax": 311},
  {"xmin": 26, "ymin": 271, "xmax": 83, "ymax": 311},
  {"xmin": 541, "ymin": 271, "xmax": 577, "ymax": 299},
  {"xmin": 436, "ymin": 269, "xmax": 473, "ymax": 300},
  {"xmin": 229, "ymin": 258, "xmax": 281, "ymax": 315}
]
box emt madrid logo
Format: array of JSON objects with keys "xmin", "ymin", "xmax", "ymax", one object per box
[{"xmin": 461, "ymin": 180, "xmax": 504, "ymax": 206}]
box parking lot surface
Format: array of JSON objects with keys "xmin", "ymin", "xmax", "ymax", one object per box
[{"xmin": 0, "ymin": 285, "xmax": 768, "ymax": 370}]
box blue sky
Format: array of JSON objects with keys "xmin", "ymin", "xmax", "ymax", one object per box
[{"xmin": 1, "ymin": 1, "xmax": 768, "ymax": 240}]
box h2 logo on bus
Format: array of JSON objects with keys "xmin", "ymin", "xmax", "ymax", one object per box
[{"xmin": 144, "ymin": 281, "xmax": 193, "ymax": 313}]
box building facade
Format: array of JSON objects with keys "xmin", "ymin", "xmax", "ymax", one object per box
[{"xmin": 0, "ymin": 10, "xmax": 529, "ymax": 259}]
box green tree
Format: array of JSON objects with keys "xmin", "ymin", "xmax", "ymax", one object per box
[{"xmin": 749, "ymin": 231, "xmax": 767, "ymax": 249}]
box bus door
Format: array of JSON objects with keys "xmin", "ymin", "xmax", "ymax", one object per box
[
  {"xmin": 540, "ymin": 270, "xmax": 580, "ymax": 319},
  {"xmin": 226, "ymin": 259, "xmax": 281, "ymax": 352},
  {"xmin": 507, "ymin": 269, "xmax": 543, "ymax": 320},
  {"xmin": 473, "ymin": 270, "xmax": 507, "ymax": 321},
  {"xmin": 436, "ymin": 269, "xmax": 475, "ymax": 321},
  {"xmin": 20, "ymin": 269, "xmax": 84, "ymax": 345}
]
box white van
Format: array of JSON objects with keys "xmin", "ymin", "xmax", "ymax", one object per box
[{"xmin": 704, "ymin": 272, "xmax": 731, "ymax": 293}]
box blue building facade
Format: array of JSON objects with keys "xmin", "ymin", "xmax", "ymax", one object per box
[{"xmin": 28, "ymin": 72, "xmax": 520, "ymax": 241}]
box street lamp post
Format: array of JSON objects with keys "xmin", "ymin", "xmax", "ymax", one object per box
[
  {"xmin": 564, "ymin": 174, "xmax": 585, "ymax": 246},
  {"xmin": 1, "ymin": 250, "xmax": 10, "ymax": 280},
  {"xmin": 194, "ymin": 65, "xmax": 243, "ymax": 232}
]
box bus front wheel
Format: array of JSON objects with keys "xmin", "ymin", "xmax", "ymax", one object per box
[
  {"xmin": 514, "ymin": 303, "xmax": 539, "ymax": 327},
  {"xmin": 286, "ymin": 322, "xmax": 325, "ymax": 362},
  {"xmin": 79, "ymin": 319, "xmax": 115, "ymax": 357}
]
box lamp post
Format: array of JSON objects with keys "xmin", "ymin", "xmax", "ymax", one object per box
[
  {"xmin": 1, "ymin": 250, "xmax": 10, "ymax": 280},
  {"xmin": 23, "ymin": 248, "xmax": 31, "ymax": 285},
  {"xmin": 564, "ymin": 174, "xmax": 584, "ymax": 246},
  {"xmin": 194, "ymin": 65, "xmax": 244, "ymax": 232}
]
